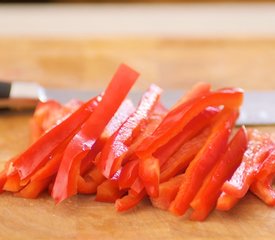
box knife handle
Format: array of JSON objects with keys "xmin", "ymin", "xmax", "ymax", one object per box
[
  {"xmin": 0, "ymin": 81, "xmax": 41, "ymax": 110},
  {"xmin": 0, "ymin": 81, "xmax": 12, "ymax": 98}
]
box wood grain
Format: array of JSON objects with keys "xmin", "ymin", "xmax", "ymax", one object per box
[{"xmin": 0, "ymin": 37, "xmax": 275, "ymax": 240}]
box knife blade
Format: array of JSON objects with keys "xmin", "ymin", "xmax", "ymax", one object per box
[{"xmin": 1, "ymin": 81, "xmax": 274, "ymax": 126}]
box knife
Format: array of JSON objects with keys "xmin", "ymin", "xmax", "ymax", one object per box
[{"xmin": 1, "ymin": 81, "xmax": 274, "ymax": 126}]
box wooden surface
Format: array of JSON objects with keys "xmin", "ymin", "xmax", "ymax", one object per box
[{"xmin": 0, "ymin": 38, "xmax": 275, "ymax": 239}]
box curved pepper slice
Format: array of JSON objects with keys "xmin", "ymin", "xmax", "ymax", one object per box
[
  {"xmin": 136, "ymin": 88, "xmax": 243, "ymax": 159},
  {"xmin": 97, "ymin": 84, "xmax": 162, "ymax": 179},
  {"xmin": 51, "ymin": 64, "xmax": 139, "ymax": 203},
  {"xmin": 151, "ymin": 174, "xmax": 185, "ymax": 210},
  {"xmin": 222, "ymin": 129, "xmax": 274, "ymax": 199},
  {"xmin": 13, "ymin": 96, "xmax": 99, "ymax": 179},
  {"xmin": 115, "ymin": 189, "xmax": 146, "ymax": 212},
  {"xmin": 216, "ymin": 192, "xmax": 240, "ymax": 211},
  {"xmin": 190, "ymin": 126, "xmax": 247, "ymax": 221},
  {"xmin": 169, "ymin": 109, "xmax": 239, "ymax": 216},
  {"xmin": 160, "ymin": 127, "xmax": 210, "ymax": 183},
  {"xmin": 250, "ymin": 149, "xmax": 275, "ymax": 206}
]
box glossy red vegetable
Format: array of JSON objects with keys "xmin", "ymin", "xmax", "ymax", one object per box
[
  {"xmin": 222, "ymin": 129, "xmax": 274, "ymax": 199},
  {"xmin": 151, "ymin": 174, "xmax": 185, "ymax": 210},
  {"xmin": 51, "ymin": 64, "xmax": 139, "ymax": 203},
  {"xmin": 169, "ymin": 109, "xmax": 239, "ymax": 216},
  {"xmin": 250, "ymin": 149, "xmax": 275, "ymax": 206},
  {"xmin": 136, "ymin": 88, "xmax": 244, "ymax": 159},
  {"xmin": 97, "ymin": 84, "xmax": 162, "ymax": 179},
  {"xmin": 13, "ymin": 96, "xmax": 99, "ymax": 179},
  {"xmin": 190, "ymin": 126, "xmax": 247, "ymax": 221}
]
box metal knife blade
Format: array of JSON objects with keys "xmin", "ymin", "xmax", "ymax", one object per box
[
  {"xmin": 44, "ymin": 88, "xmax": 275, "ymax": 126},
  {"xmin": 1, "ymin": 81, "xmax": 275, "ymax": 125}
]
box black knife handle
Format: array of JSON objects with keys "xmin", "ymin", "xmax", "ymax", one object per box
[{"xmin": 0, "ymin": 81, "xmax": 11, "ymax": 98}]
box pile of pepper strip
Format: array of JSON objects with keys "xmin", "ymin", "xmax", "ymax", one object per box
[{"xmin": 0, "ymin": 64, "xmax": 274, "ymax": 221}]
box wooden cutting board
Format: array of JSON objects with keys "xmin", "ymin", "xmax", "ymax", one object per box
[{"xmin": 0, "ymin": 38, "xmax": 275, "ymax": 240}]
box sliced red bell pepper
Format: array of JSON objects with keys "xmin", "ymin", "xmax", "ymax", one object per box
[
  {"xmin": 154, "ymin": 107, "xmax": 219, "ymax": 167},
  {"xmin": 115, "ymin": 189, "xmax": 146, "ymax": 212},
  {"xmin": 250, "ymin": 149, "xmax": 275, "ymax": 206},
  {"xmin": 216, "ymin": 192, "xmax": 240, "ymax": 211},
  {"xmin": 79, "ymin": 100, "xmax": 135, "ymax": 176},
  {"xmin": 151, "ymin": 174, "xmax": 185, "ymax": 210},
  {"xmin": 13, "ymin": 96, "xmax": 99, "ymax": 179},
  {"xmin": 169, "ymin": 109, "xmax": 239, "ymax": 216},
  {"xmin": 222, "ymin": 129, "xmax": 274, "ymax": 199},
  {"xmin": 16, "ymin": 177, "xmax": 52, "ymax": 199},
  {"xmin": 138, "ymin": 156, "xmax": 160, "ymax": 198},
  {"xmin": 170, "ymin": 82, "xmax": 210, "ymax": 110},
  {"xmin": 138, "ymin": 108, "xmax": 220, "ymax": 198},
  {"xmin": 136, "ymin": 88, "xmax": 243, "ymax": 159},
  {"xmin": 96, "ymin": 84, "xmax": 162, "ymax": 179},
  {"xmin": 51, "ymin": 64, "xmax": 139, "ymax": 203},
  {"xmin": 77, "ymin": 175, "xmax": 98, "ymax": 194},
  {"xmin": 190, "ymin": 126, "xmax": 247, "ymax": 221},
  {"xmin": 118, "ymin": 159, "xmax": 139, "ymax": 190},
  {"xmin": 95, "ymin": 179, "xmax": 125, "ymax": 203},
  {"xmin": 160, "ymin": 127, "xmax": 210, "ymax": 183},
  {"xmin": 3, "ymin": 172, "xmax": 22, "ymax": 192}
]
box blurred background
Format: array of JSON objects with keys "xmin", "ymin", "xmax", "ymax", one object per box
[{"xmin": 0, "ymin": 0, "xmax": 275, "ymax": 92}]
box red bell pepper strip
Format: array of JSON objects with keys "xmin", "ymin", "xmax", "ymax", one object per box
[
  {"xmin": 155, "ymin": 107, "xmax": 219, "ymax": 167},
  {"xmin": 169, "ymin": 109, "xmax": 239, "ymax": 216},
  {"xmin": 151, "ymin": 174, "xmax": 185, "ymax": 210},
  {"xmin": 52, "ymin": 64, "xmax": 139, "ymax": 203},
  {"xmin": 138, "ymin": 156, "xmax": 160, "ymax": 198},
  {"xmin": 216, "ymin": 192, "xmax": 240, "ymax": 211},
  {"xmin": 96, "ymin": 84, "xmax": 162, "ymax": 179},
  {"xmin": 123, "ymin": 102, "xmax": 167, "ymax": 163},
  {"xmin": 13, "ymin": 96, "xmax": 99, "ymax": 179},
  {"xmin": 136, "ymin": 88, "xmax": 243, "ymax": 159},
  {"xmin": 3, "ymin": 172, "xmax": 22, "ymax": 192},
  {"xmin": 125, "ymin": 108, "xmax": 217, "ymax": 196},
  {"xmin": 115, "ymin": 189, "xmax": 146, "ymax": 212},
  {"xmin": 222, "ymin": 129, "xmax": 274, "ymax": 199},
  {"xmin": 95, "ymin": 179, "xmax": 125, "ymax": 203},
  {"xmin": 117, "ymin": 103, "xmax": 166, "ymax": 190},
  {"xmin": 77, "ymin": 175, "xmax": 98, "ymax": 194},
  {"xmin": 79, "ymin": 99, "xmax": 135, "ymax": 176},
  {"xmin": 118, "ymin": 159, "xmax": 139, "ymax": 190},
  {"xmin": 190, "ymin": 126, "xmax": 247, "ymax": 221},
  {"xmin": 16, "ymin": 177, "xmax": 52, "ymax": 199},
  {"xmin": 160, "ymin": 127, "xmax": 210, "ymax": 183},
  {"xmin": 170, "ymin": 82, "xmax": 210, "ymax": 110},
  {"xmin": 250, "ymin": 149, "xmax": 275, "ymax": 206}
]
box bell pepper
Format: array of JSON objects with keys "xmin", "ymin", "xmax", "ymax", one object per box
[
  {"xmin": 13, "ymin": 96, "xmax": 99, "ymax": 179},
  {"xmin": 126, "ymin": 108, "xmax": 217, "ymax": 196},
  {"xmin": 250, "ymin": 149, "xmax": 275, "ymax": 206},
  {"xmin": 190, "ymin": 126, "xmax": 247, "ymax": 221},
  {"xmin": 136, "ymin": 88, "xmax": 243, "ymax": 159},
  {"xmin": 30, "ymin": 99, "xmax": 83, "ymax": 142},
  {"xmin": 95, "ymin": 179, "xmax": 125, "ymax": 203},
  {"xmin": 216, "ymin": 192, "xmax": 240, "ymax": 211},
  {"xmin": 222, "ymin": 129, "xmax": 274, "ymax": 199},
  {"xmin": 96, "ymin": 84, "xmax": 162, "ymax": 179},
  {"xmin": 51, "ymin": 64, "xmax": 139, "ymax": 203},
  {"xmin": 160, "ymin": 127, "xmax": 210, "ymax": 183},
  {"xmin": 115, "ymin": 189, "xmax": 146, "ymax": 212},
  {"xmin": 16, "ymin": 177, "xmax": 52, "ymax": 199},
  {"xmin": 170, "ymin": 82, "xmax": 210, "ymax": 110},
  {"xmin": 79, "ymin": 99, "xmax": 135, "ymax": 176},
  {"xmin": 154, "ymin": 107, "xmax": 219, "ymax": 167},
  {"xmin": 169, "ymin": 109, "xmax": 239, "ymax": 216},
  {"xmin": 151, "ymin": 174, "xmax": 185, "ymax": 210},
  {"xmin": 118, "ymin": 159, "xmax": 139, "ymax": 190}
]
